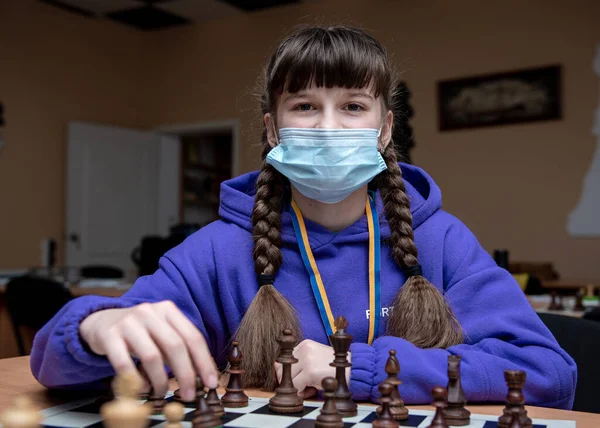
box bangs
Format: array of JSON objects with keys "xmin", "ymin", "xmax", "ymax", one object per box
[{"xmin": 268, "ymin": 26, "xmax": 391, "ymax": 100}]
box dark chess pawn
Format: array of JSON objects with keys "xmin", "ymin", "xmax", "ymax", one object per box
[
  {"xmin": 428, "ymin": 386, "xmax": 449, "ymax": 428},
  {"xmin": 192, "ymin": 385, "xmax": 221, "ymax": 428},
  {"xmin": 376, "ymin": 350, "xmax": 408, "ymax": 421},
  {"xmin": 442, "ymin": 355, "xmax": 470, "ymax": 426},
  {"xmin": 372, "ymin": 382, "xmax": 399, "ymax": 428},
  {"xmin": 498, "ymin": 370, "xmax": 532, "ymax": 428},
  {"xmin": 269, "ymin": 329, "xmax": 304, "ymax": 413},
  {"xmin": 221, "ymin": 341, "xmax": 249, "ymax": 408},
  {"xmin": 329, "ymin": 316, "xmax": 357, "ymax": 417},
  {"xmin": 148, "ymin": 388, "xmax": 168, "ymax": 415},
  {"xmin": 315, "ymin": 377, "xmax": 344, "ymax": 428},
  {"xmin": 206, "ymin": 388, "xmax": 225, "ymax": 418}
]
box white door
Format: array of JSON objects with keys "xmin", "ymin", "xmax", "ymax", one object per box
[{"xmin": 66, "ymin": 122, "xmax": 180, "ymax": 274}]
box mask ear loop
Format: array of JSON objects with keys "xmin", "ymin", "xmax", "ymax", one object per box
[
  {"xmin": 377, "ymin": 122, "xmax": 385, "ymax": 153},
  {"xmin": 270, "ymin": 116, "xmax": 279, "ymax": 146}
]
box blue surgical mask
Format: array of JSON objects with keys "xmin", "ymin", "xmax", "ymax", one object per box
[{"xmin": 266, "ymin": 127, "xmax": 387, "ymax": 204}]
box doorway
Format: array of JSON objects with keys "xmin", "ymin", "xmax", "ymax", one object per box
[{"xmin": 159, "ymin": 120, "xmax": 240, "ymax": 227}]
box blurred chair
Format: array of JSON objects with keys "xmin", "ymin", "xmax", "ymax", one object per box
[
  {"xmin": 537, "ymin": 312, "xmax": 600, "ymax": 413},
  {"xmin": 6, "ymin": 275, "xmax": 73, "ymax": 356},
  {"xmin": 80, "ymin": 265, "xmax": 124, "ymax": 279}
]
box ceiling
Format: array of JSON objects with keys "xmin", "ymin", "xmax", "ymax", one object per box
[{"xmin": 38, "ymin": 0, "xmax": 320, "ymax": 31}]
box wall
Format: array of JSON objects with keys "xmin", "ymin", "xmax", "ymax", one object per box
[
  {"xmin": 148, "ymin": 0, "xmax": 600, "ymax": 279},
  {"xmin": 0, "ymin": 1, "xmax": 149, "ymax": 267},
  {"xmin": 1, "ymin": 0, "xmax": 599, "ymax": 279}
]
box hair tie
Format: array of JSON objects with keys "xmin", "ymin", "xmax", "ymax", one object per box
[
  {"xmin": 404, "ymin": 264, "xmax": 423, "ymax": 278},
  {"xmin": 258, "ymin": 274, "xmax": 275, "ymax": 286}
]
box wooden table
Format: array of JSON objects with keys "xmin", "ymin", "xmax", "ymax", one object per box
[{"xmin": 0, "ymin": 357, "xmax": 597, "ymax": 427}]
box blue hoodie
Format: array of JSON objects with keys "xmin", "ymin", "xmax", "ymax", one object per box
[{"xmin": 30, "ymin": 163, "xmax": 576, "ymax": 409}]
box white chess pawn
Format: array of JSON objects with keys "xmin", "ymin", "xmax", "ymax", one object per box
[
  {"xmin": 0, "ymin": 396, "xmax": 43, "ymax": 428},
  {"xmin": 164, "ymin": 401, "xmax": 185, "ymax": 428},
  {"xmin": 101, "ymin": 371, "xmax": 151, "ymax": 428}
]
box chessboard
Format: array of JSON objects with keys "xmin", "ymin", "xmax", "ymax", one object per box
[{"xmin": 35, "ymin": 393, "xmax": 576, "ymax": 428}]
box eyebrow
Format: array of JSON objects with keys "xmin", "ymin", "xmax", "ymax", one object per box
[
  {"xmin": 282, "ymin": 90, "xmax": 375, "ymax": 103},
  {"xmin": 346, "ymin": 92, "xmax": 375, "ymax": 101},
  {"xmin": 282, "ymin": 92, "xmax": 307, "ymax": 102}
]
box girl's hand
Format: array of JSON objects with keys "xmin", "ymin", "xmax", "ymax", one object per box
[
  {"xmin": 274, "ymin": 339, "xmax": 350, "ymax": 398},
  {"xmin": 79, "ymin": 300, "xmax": 217, "ymax": 403}
]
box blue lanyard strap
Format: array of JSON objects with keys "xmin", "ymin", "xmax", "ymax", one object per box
[{"xmin": 289, "ymin": 192, "xmax": 381, "ymax": 344}]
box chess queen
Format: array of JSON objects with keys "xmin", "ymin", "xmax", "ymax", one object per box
[{"xmin": 31, "ymin": 25, "xmax": 576, "ymax": 410}]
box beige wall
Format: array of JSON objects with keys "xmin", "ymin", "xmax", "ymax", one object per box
[
  {"xmin": 0, "ymin": 1, "xmax": 149, "ymax": 267},
  {"xmin": 1, "ymin": 0, "xmax": 599, "ymax": 279},
  {"xmin": 148, "ymin": 0, "xmax": 600, "ymax": 279}
]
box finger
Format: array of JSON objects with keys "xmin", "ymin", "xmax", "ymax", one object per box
[
  {"xmin": 102, "ymin": 333, "xmax": 137, "ymax": 376},
  {"xmin": 291, "ymin": 369, "xmax": 312, "ymax": 396},
  {"xmin": 301, "ymin": 386, "xmax": 318, "ymax": 399},
  {"xmin": 121, "ymin": 320, "xmax": 170, "ymax": 398},
  {"xmin": 141, "ymin": 314, "xmax": 197, "ymax": 402},
  {"xmin": 136, "ymin": 364, "xmax": 151, "ymax": 395},
  {"xmin": 274, "ymin": 362, "xmax": 283, "ymax": 384},
  {"xmin": 164, "ymin": 305, "xmax": 219, "ymax": 389},
  {"xmin": 290, "ymin": 341, "xmax": 309, "ymax": 379}
]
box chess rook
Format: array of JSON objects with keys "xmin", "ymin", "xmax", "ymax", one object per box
[
  {"xmin": 315, "ymin": 377, "xmax": 344, "ymax": 428},
  {"xmin": 442, "ymin": 355, "xmax": 470, "ymax": 425},
  {"xmin": 221, "ymin": 341, "xmax": 249, "ymax": 408},
  {"xmin": 329, "ymin": 316, "xmax": 358, "ymax": 417},
  {"xmin": 376, "ymin": 350, "xmax": 408, "ymax": 421},
  {"xmin": 498, "ymin": 370, "xmax": 532, "ymax": 428},
  {"xmin": 269, "ymin": 329, "xmax": 304, "ymax": 413},
  {"xmin": 509, "ymin": 406, "xmax": 525, "ymax": 428}
]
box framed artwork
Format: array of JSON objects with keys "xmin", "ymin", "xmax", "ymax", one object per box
[{"xmin": 438, "ymin": 65, "xmax": 562, "ymax": 131}]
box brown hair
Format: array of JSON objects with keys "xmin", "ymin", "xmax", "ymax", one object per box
[{"xmin": 234, "ymin": 25, "xmax": 462, "ymax": 390}]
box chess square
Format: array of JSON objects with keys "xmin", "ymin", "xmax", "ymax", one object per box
[
  {"xmin": 223, "ymin": 413, "xmax": 300, "ymax": 428},
  {"xmin": 67, "ymin": 399, "xmax": 109, "ymax": 415},
  {"xmin": 482, "ymin": 423, "xmax": 546, "ymax": 428},
  {"xmin": 223, "ymin": 399, "xmax": 276, "ymax": 414},
  {"xmin": 287, "ymin": 420, "xmax": 355, "ymax": 428},
  {"xmin": 42, "ymin": 411, "xmax": 103, "ymax": 428},
  {"xmin": 252, "ymin": 403, "xmax": 320, "ymax": 418},
  {"xmin": 359, "ymin": 412, "xmax": 426, "ymax": 427}
]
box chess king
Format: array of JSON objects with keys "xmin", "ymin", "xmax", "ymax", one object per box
[{"xmin": 30, "ymin": 25, "xmax": 576, "ymax": 410}]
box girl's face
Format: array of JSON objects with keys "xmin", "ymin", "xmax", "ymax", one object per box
[{"xmin": 265, "ymin": 85, "xmax": 394, "ymax": 150}]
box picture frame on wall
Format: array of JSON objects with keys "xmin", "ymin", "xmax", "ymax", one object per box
[{"xmin": 437, "ymin": 65, "xmax": 562, "ymax": 131}]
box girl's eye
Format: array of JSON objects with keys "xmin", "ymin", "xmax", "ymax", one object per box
[
  {"xmin": 345, "ymin": 103, "xmax": 363, "ymax": 112},
  {"xmin": 295, "ymin": 103, "xmax": 314, "ymax": 111}
]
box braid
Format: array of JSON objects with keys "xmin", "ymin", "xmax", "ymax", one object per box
[
  {"xmin": 233, "ymin": 149, "xmax": 302, "ymax": 391},
  {"xmin": 378, "ymin": 146, "xmax": 463, "ymax": 348},
  {"xmin": 251, "ymin": 159, "xmax": 284, "ymax": 276}
]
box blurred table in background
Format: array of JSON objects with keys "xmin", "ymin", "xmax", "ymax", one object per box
[{"xmin": 0, "ymin": 270, "xmax": 131, "ymax": 359}]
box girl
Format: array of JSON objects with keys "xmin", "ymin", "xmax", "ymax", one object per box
[{"xmin": 31, "ymin": 25, "xmax": 576, "ymax": 410}]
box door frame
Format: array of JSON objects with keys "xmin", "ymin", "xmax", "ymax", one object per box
[
  {"xmin": 157, "ymin": 119, "xmax": 241, "ymax": 177},
  {"xmin": 156, "ymin": 119, "xmax": 241, "ymax": 224}
]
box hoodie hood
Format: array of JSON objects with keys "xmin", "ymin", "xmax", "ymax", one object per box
[{"xmin": 218, "ymin": 163, "xmax": 442, "ymax": 243}]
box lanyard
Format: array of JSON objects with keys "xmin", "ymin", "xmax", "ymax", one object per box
[{"xmin": 289, "ymin": 192, "xmax": 381, "ymax": 345}]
